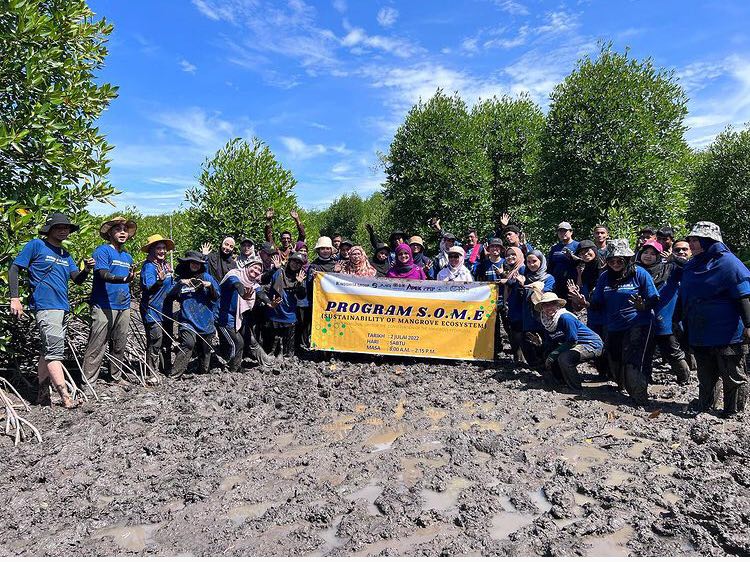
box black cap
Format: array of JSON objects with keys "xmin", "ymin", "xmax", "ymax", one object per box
[
  {"xmin": 375, "ymin": 242, "xmax": 389, "ymax": 252},
  {"xmin": 260, "ymin": 242, "xmax": 278, "ymax": 255},
  {"xmin": 576, "ymin": 239, "xmax": 597, "ymax": 253},
  {"xmin": 340, "ymin": 239, "xmax": 354, "ymax": 248},
  {"xmin": 442, "ymin": 232, "xmax": 456, "ymax": 240},
  {"xmin": 487, "ymin": 237, "xmax": 504, "ymax": 247},
  {"xmin": 288, "ymin": 252, "xmax": 304, "ymax": 263},
  {"xmin": 39, "ymin": 212, "xmax": 79, "ymax": 234},
  {"xmin": 239, "ymin": 235, "xmax": 254, "ymax": 245},
  {"xmin": 502, "ymin": 224, "xmax": 521, "ymax": 235}
]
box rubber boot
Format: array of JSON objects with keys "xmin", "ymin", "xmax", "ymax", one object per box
[
  {"xmin": 723, "ymin": 382, "xmax": 747, "ymax": 418},
  {"xmin": 674, "ymin": 359, "xmax": 691, "ymax": 386},
  {"xmin": 624, "ymin": 364, "xmax": 649, "ymax": 407}
]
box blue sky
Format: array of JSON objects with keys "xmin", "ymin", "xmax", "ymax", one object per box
[{"xmin": 89, "ymin": 0, "xmax": 750, "ymax": 215}]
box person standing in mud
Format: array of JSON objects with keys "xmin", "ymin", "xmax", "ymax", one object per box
[
  {"xmin": 293, "ymin": 241, "xmax": 312, "ymax": 351},
  {"xmin": 216, "ymin": 257, "xmax": 272, "ymax": 371},
  {"xmin": 497, "ymin": 246, "xmax": 525, "ymax": 362},
  {"xmin": 265, "ymin": 208, "xmax": 306, "ymax": 265},
  {"xmin": 201, "ymin": 236, "xmax": 236, "ymax": 282},
  {"xmin": 536, "ymin": 292, "xmax": 603, "ymax": 393},
  {"xmin": 258, "ymin": 252, "xmax": 307, "ymax": 357},
  {"xmin": 547, "ymin": 222, "xmax": 579, "ymax": 300},
  {"xmin": 83, "ymin": 217, "xmax": 137, "ymax": 386},
  {"xmin": 680, "ymin": 222, "xmax": 750, "ymax": 417},
  {"xmin": 9, "ymin": 213, "xmax": 95, "ymax": 408},
  {"xmin": 139, "ymin": 234, "xmax": 176, "ymax": 377},
  {"xmin": 590, "ymin": 239, "xmax": 659, "ymax": 407},
  {"xmin": 169, "ymin": 251, "xmax": 221, "ymax": 378}
]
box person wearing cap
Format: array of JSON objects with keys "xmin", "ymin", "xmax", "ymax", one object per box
[
  {"xmin": 537, "ymin": 292, "xmax": 603, "ymax": 393},
  {"xmin": 293, "ymin": 241, "xmax": 312, "ymax": 351},
  {"xmin": 336, "ymin": 239, "xmax": 353, "ymax": 263},
  {"xmin": 637, "ymin": 239, "xmax": 692, "ymax": 385},
  {"xmin": 168, "ymin": 251, "xmax": 221, "ymax": 378},
  {"xmin": 547, "ymin": 221, "xmax": 580, "ymax": 300},
  {"xmin": 201, "ymin": 236, "xmax": 237, "ymax": 281},
  {"xmin": 591, "ymin": 239, "xmax": 659, "ymax": 407},
  {"xmin": 82, "ymin": 216, "xmax": 137, "ymax": 385},
  {"xmin": 258, "ymin": 241, "xmax": 279, "ymax": 273},
  {"xmin": 370, "ymin": 243, "xmax": 391, "ymax": 278},
  {"xmin": 9, "ymin": 212, "xmax": 95, "ymax": 407},
  {"xmin": 236, "ymin": 235, "xmax": 257, "ymax": 269},
  {"xmin": 498, "ymin": 247, "xmax": 525, "ymax": 361},
  {"xmin": 365, "ymin": 223, "xmax": 406, "ymax": 263},
  {"xmin": 409, "ymin": 236, "xmax": 434, "ymax": 279},
  {"xmin": 258, "ymin": 252, "xmax": 307, "ymax": 357},
  {"xmin": 656, "ymin": 227, "xmax": 675, "ymax": 255},
  {"xmin": 216, "ymin": 257, "xmax": 272, "ymax": 371},
  {"xmin": 502, "ymin": 224, "xmax": 534, "ymax": 256},
  {"xmin": 592, "ymin": 225, "xmax": 610, "ymax": 261},
  {"xmin": 436, "ymin": 246, "xmax": 473, "ymax": 282},
  {"xmin": 139, "ymin": 234, "xmax": 176, "ymax": 377},
  {"xmin": 474, "ymin": 238, "xmax": 506, "ymax": 283},
  {"xmin": 264, "ymin": 208, "xmax": 306, "ymax": 265},
  {"xmin": 681, "ymin": 221, "xmax": 750, "ymax": 417},
  {"xmin": 462, "ymin": 227, "xmax": 484, "ymax": 270}
]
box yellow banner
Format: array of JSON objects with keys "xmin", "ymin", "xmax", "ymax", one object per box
[{"xmin": 311, "ymin": 273, "xmax": 498, "ymax": 361}]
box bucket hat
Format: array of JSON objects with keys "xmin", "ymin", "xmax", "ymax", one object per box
[
  {"xmin": 141, "ymin": 234, "xmax": 175, "ymax": 253},
  {"xmin": 314, "ymin": 236, "xmax": 333, "ymax": 250},
  {"xmin": 607, "ymin": 238, "xmax": 635, "ymax": 258},
  {"xmin": 534, "ymin": 292, "xmax": 568, "ymax": 311},
  {"xmin": 687, "ymin": 221, "xmax": 723, "ymax": 243},
  {"xmin": 176, "ymin": 250, "xmax": 207, "ymax": 264},
  {"xmin": 447, "ymin": 245, "xmax": 466, "ymax": 258},
  {"xmin": 408, "ymin": 236, "xmax": 425, "ymax": 249},
  {"xmin": 39, "ymin": 212, "xmax": 79, "ymax": 235},
  {"xmin": 100, "ymin": 216, "xmax": 137, "ymax": 241}
]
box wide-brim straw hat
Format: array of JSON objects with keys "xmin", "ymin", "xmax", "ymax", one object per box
[
  {"xmin": 100, "ymin": 216, "xmax": 137, "ymax": 240},
  {"xmin": 141, "ymin": 234, "xmax": 175, "ymax": 253},
  {"xmin": 534, "ymin": 292, "xmax": 567, "ymax": 311},
  {"xmin": 39, "ymin": 212, "xmax": 79, "ymax": 234}
]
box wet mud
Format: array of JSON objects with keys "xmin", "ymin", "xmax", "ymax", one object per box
[{"xmin": 1, "ymin": 354, "xmax": 748, "ymax": 556}]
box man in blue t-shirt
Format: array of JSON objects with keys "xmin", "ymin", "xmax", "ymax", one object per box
[
  {"xmin": 9, "ymin": 213, "xmax": 95, "ymax": 408},
  {"xmin": 547, "ymin": 221, "xmax": 580, "ymax": 300},
  {"xmin": 82, "ymin": 216, "xmax": 137, "ymax": 385}
]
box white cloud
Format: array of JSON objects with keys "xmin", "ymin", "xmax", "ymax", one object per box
[
  {"xmin": 280, "ymin": 136, "xmax": 331, "ymax": 159},
  {"xmin": 153, "ymin": 107, "xmax": 234, "ymax": 152},
  {"xmin": 179, "ymin": 59, "xmax": 197, "ymax": 73},
  {"xmin": 535, "ymin": 11, "xmax": 579, "ymax": 36},
  {"xmin": 377, "ymin": 7, "xmax": 398, "ymax": 28},
  {"xmin": 340, "ymin": 21, "xmax": 421, "ymax": 58},
  {"xmin": 332, "ymin": 0, "xmax": 347, "ymax": 13},
  {"xmin": 493, "ymin": 0, "xmax": 529, "ymax": 16}
]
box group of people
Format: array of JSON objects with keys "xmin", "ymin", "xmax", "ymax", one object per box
[{"xmin": 9, "ymin": 209, "xmax": 750, "ymax": 419}]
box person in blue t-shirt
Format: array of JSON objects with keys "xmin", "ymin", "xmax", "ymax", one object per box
[
  {"xmin": 139, "ymin": 234, "xmax": 175, "ymax": 377},
  {"xmin": 258, "ymin": 253, "xmax": 307, "ymax": 358},
  {"xmin": 169, "ymin": 251, "xmax": 220, "ymax": 378},
  {"xmin": 680, "ymin": 222, "xmax": 750, "ymax": 417},
  {"xmin": 9, "ymin": 212, "xmax": 94, "ymax": 408},
  {"xmin": 547, "ymin": 221, "xmax": 580, "ymax": 300},
  {"xmin": 82, "ymin": 216, "xmax": 137, "ymax": 385},
  {"xmin": 591, "ymin": 239, "xmax": 659, "ymax": 407},
  {"xmin": 537, "ymin": 292, "xmax": 603, "ymax": 393}
]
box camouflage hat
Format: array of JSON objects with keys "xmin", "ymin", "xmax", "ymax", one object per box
[
  {"xmin": 687, "ymin": 221, "xmax": 723, "ymax": 243},
  {"xmin": 606, "ymin": 238, "xmax": 635, "ymax": 258}
]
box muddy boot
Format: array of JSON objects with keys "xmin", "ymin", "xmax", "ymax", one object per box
[
  {"xmin": 624, "ymin": 364, "xmax": 649, "ymax": 407},
  {"xmin": 674, "ymin": 359, "xmax": 691, "ymax": 386},
  {"xmin": 54, "ymin": 383, "xmax": 78, "ymax": 409},
  {"xmin": 36, "ymin": 379, "xmax": 52, "ymax": 407},
  {"xmin": 722, "ymin": 382, "xmax": 747, "ymax": 418}
]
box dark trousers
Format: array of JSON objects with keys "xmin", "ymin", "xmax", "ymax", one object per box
[
  {"xmin": 521, "ymin": 331, "xmax": 545, "ymax": 368},
  {"xmin": 590, "ymin": 324, "xmax": 609, "ymax": 378},
  {"xmin": 172, "ymin": 329, "xmax": 213, "ymax": 377},
  {"xmin": 507, "ymin": 319, "xmax": 525, "ymax": 362},
  {"xmin": 645, "ymin": 333, "xmax": 690, "ymax": 384},
  {"xmin": 551, "ymin": 346, "xmax": 599, "ymax": 391},
  {"xmin": 217, "ymin": 325, "xmax": 244, "ymax": 371},
  {"xmin": 605, "ymin": 322, "xmax": 654, "ymax": 405},
  {"xmin": 241, "ymin": 314, "xmax": 273, "ymax": 367},
  {"xmin": 144, "ymin": 320, "xmax": 172, "ymax": 376},
  {"xmin": 296, "ymin": 306, "xmax": 311, "ymax": 351},
  {"xmin": 693, "ymin": 345, "xmax": 748, "ymax": 415},
  {"xmin": 266, "ymin": 322, "xmax": 296, "ymax": 357}
]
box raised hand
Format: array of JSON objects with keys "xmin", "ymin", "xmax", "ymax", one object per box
[
  {"xmin": 265, "ymin": 208, "xmax": 274, "ymax": 220},
  {"xmin": 201, "ymin": 279, "xmax": 212, "ymax": 289},
  {"xmin": 156, "ymin": 262, "xmax": 167, "ymax": 281},
  {"xmin": 296, "ymin": 269, "xmax": 306, "ymax": 284},
  {"xmin": 271, "ymin": 254, "xmax": 282, "ymax": 269},
  {"xmin": 290, "ymin": 209, "xmax": 299, "ymax": 221},
  {"xmin": 200, "ymin": 242, "xmax": 211, "ymax": 255},
  {"xmin": 629, "ymin": 294, "xmax": 646, "ymax": 311},
  {"xmin": 333, "ymin": 261, "xmax": 344, "ymax": 273},
  {"xmin": 525, "ymin": 332, "xmax": 542, "ymax": 347},
  {"xmin": 267, "ymin": 295, "xmax": 282, "ymax": 309},
  {"xmin": 500, "ymin": 212, "xmax": 510, "ymax": 226},
  {"xmin": 365, "ymin": 223, "xmax": 374, "ymax": 232},
  {"xmin": 125, "ymin": 265, "xmax": 136, "ymax": 283},
  {"xmin": 660, "ymin": 250, "xmax": 672, "ymax": 262}
]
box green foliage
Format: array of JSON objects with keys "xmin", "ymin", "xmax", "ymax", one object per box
[
  {"xmin": 185, "ymin": 137, "xmax": 298, "ymax": 249},
  {"xmin": 472, "ymin": 94, "xmax": 545, "ymax": 240},
  {"xmin": 539, "ymin": 44, "xmax": 692, "ymax": 247},
  {"xmin": 0, "ymin": 0, "xmax": 117, "ymax": 354},
  {"xmin": 383, "ymin": 90, "xmax": 493, "ymax": 244},
  {"xmin": 689, "ymin": 126, "xmax": 750, "ymax": 259},
  {"xmin": 314, "ymin": 191, "xmax": 392, "ymax": 249}
]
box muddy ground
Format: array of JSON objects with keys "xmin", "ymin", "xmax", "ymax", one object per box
[{"xmin": 1, "ymin": 350, "xmax": 749, "ymax": 557}]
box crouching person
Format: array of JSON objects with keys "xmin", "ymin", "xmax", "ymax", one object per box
[
  {"xmin": 169, "ymin": 251, "xmax": 220, "ymax": 378},
  {"xmin": 9, "ymin": 213, "xmax": 94, "ymax": 407},
  {"xmin": 537, "ymin": 293, "xmax": 604, "ymax": 393},
  {"xmin": 258, "ymin": 252, "xmax": 307, "ymax": 357},
  {"xmin": 216, "ymin": 257, "xmax": 272, "ymax": 371}
]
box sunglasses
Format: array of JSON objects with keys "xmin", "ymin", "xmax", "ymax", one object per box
[{"xmin": 607, "ymin": 257, "xmax": 626, "ymax": 265}]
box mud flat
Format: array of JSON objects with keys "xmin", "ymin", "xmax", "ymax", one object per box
[{"xmin": 1, "ymin": 354, "xmax": 748, "ymax": 556}]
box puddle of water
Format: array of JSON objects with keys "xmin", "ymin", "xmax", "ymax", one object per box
[
  {"xmin": 421, "ymin": 477, "xmax": 472, "ymax": 511},
  {"xmin": 574, "ymin": 492, "xmax": 591, "ymax": 506},
  {"xmin": 219, "ymin": 475, "xmax": 246, "ymax": 491},
  {"xmin": 529, "ymin": 488, "xmax": 553, "ymax": 513},
  {"xmin": 603, "ymin": 426, "xmax": 629, "ymax": 439},
  {"xmin": 393, "ymin": 400, "xmax": 406, "ymax": 420},
  {"xmin": 308, "ymin": 515, "xmax": 346, "ymax": 557},
  {"xmin": 354, "ymin": 524, "xmax": 460, "ymax": 556},
  {"xmin": 561, "ymin": 444, "xmax": 610, "ymax": 472},
  {"xmin": 626, "ymin": 439, "xmax": 656, "ymax": 459},
  {"xmin": 227, "ymin": 502, "xmax": 273, "ymax": 525},
  {"xmin": 656, "ymin": 465, "xmax": 677, "ymax": 476},
  {"xmin": 400, "ymin": 457, "xmax": 447, "ymax": 485},
  {"xmin": 366, "ymin": 427, "xmax": 405, "ymax": 452},
  {"xmin": 554, "ymin": 405, "xmax": 570, "ymax": 419},
  {"xmin": 418, "ymin": 440, "xmax": 443, "ymax": 452},
  {"xmin": 273, "ymin": 433, "xmax": 295, "ymax": 448},
  {"xmin": 489, "ymin": 509, "xmax": 534, "ymax": 541},
  {"xmin": 323, "ymin": 415, "xmax": 356, "ymax": 440},
  {"xmin": 277, "ymin": 466, "xmax": 304, "ymax": 479},
  {"xmin": 536, "ymin": 419, "xmax": 556, "ymax": 430},
  {"xmin": 347, "ymin": 482, "xmax": 383, "ymax": 516},
  {"xmin": 604, "ymin": 469, "xmax": 633, "ymax": 486},
  {"xmin": 461, "ymin": 401, "xmax": 477, "ymax": 414},
  {"xmin": 95, "ymin": 495, "xmax": 114, "ymax": 509},
  {"xmin": 458, "ymin": 419, "xmax": 504, "ymax": 432},
  {"xmin": 586, "ymin": 524, "xmax": 634, "ymax": 556},
  {"xmin": 93, "ymin": 523, "xmax": 160, "ymax": 552}
]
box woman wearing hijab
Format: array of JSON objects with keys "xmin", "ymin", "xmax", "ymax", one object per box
[
  {"xmin": 499, "ymin": 246, "xmax": 526, "ymax": 361},
  {"xmin": 258, "ymin": 253, "xmax": 307, "ymax": 357},
  {"xmin": 591, "ymin": 239, "xmax": 659, "ymax": 407},
  {"xmin": 139, "ymin": 234, "xmax": 176, "ymax": 376},
  {"xmin": 537, "ymin": 292, "xmax": 603, "ymax": 393},
  {"xmin": 202, "ymin": 236, "xmax": 237, "ymax": 281},
  {"xmin": 342, "ymin": 245, "xmax": 377, "ymax": 277},
  {"xmin": 371, "ymin": 243, "xmax": 391, "ymax": 278},
  {"xmin": 437, "ymin": 246, "xmax": 474, "ymax": 282},
  {"xmin": 216, "ymin": 257, "xmax": 272, "ymax": 371},
  {"xmin": 680, "ymin": 222, "xmax": 750, "ymax": 417},
  {"xmin": 293, "ymin": 241, "xmax": 313, "ymax": 351},
  {"xmin": 513, "ymin": 250, "xmax": 555, "ymax": 367},
  {"xmin": 387, "ymin": 243, "xmax": 427, "ymax": 280},
  {"xmin": 169, "ymin": 251, "xmax": 221, "ymax": 379},
  {"xmin": 637, "ymin": 240, "xmax": 691, "ymax": 385}
]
